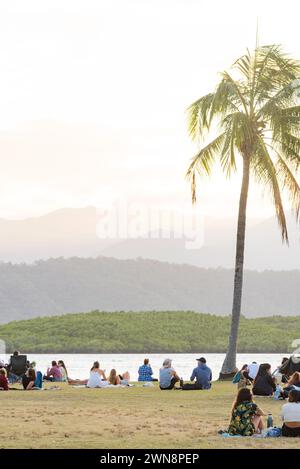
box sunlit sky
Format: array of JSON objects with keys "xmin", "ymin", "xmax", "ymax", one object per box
[{"xmin": 0, "ymin": 0, "xmax": 299, "ymax": 220}]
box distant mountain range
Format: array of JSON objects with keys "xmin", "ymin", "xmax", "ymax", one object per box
[
  {"xmin": 0, "ymin": 206, "xmax": 299, "ymax": 270},
  {"xmin": 0, "ymin": 257, "xmax": 299, "ymax": 324}
]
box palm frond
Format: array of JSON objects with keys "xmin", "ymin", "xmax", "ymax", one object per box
[
  {"xmin": 276, "ymin": 154, "xmax": 300, "ymax": 221},
  {"xmin": 186, "ymin": 133, "xmax": 226, "ymax": 203},
  {"xmin": 187, "ymin": 93, "xmax": 215, "ymax": 141},
  {"xmin": 252, "ymin": 138, "xmax": 288, "ymax": 242}
]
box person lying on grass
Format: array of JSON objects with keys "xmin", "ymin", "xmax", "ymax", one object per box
[
  {"xmin": 108, "ymin": 369, "xmax": 130, "ymax": 386},
  {"xmin": 228, "ymin": 388, "xmax": 265, "ymax": 436},
  {"xmin": 281, "ymin": 389, "xmax": 300, "ymax": 437}
]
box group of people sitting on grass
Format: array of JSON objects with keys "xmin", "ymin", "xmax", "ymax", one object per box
[
  {"xmin": 233, "ymin": 358, "xmax": 300, "ymax": 398},
  {"xmin": 0, "ymin": 351, "xmax": 213, "ymax": 391},
  {"xmin": 157, "ymin": 357, "xmax": 212, "ymax": 390},
  {"xmin": 0, "ymin": 352, "xmax": 69, "ymax": 390},
  {"xmin": 0, "ymin": 352, "xmax": 132, "ymax": 390},
  {"xmin": 228, "ymin": 386, "xmax": 300, "ymax": 438},
  {"xmin": 228, "ymin": 357, "xmax": 300, "ymax": 437}
]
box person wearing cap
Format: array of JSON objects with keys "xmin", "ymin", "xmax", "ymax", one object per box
[
  {"xmin": 159, "ymin": 358, "xmax": 180, "ymax": 390},
  {"xmin": 190, "ymin": 357, "xmax": 212, "ymax": 390}
]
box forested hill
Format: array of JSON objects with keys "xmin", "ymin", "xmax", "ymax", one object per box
[
  {"xmin": 1, "ymin": 311, "xmax": 300, "ymax": 353},
  {"xmin": 0, "ymin": 257, "xmax": 299, "ymax": 323}
]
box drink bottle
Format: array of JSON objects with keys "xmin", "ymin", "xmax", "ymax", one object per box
[{"xmin": 267, "ymin": 413, "xmax": 273, "ymax": 428}]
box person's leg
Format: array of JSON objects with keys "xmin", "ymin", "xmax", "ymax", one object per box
[
  {"xmin": 8, "ymin": 373, "xmax": 21, "ymax": 384},
  {"xmin": 252, "ymin": 415, "xmax": 264, "ymax": 433},
  {"xmin": 68, "ymin": 379, "xmax": 88, "ymax": 385},
  {"xmin": 169, "ymin": 377, "xmax": 179, "ymax": 389}
]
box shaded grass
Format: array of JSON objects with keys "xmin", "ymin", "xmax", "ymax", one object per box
[{"xmin": 0, "ymin": 381, "xmax": 298, "ymax": 448}]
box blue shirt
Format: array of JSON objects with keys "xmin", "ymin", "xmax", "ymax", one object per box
[
  {"xmin": 159, "ymin": 367, "xmax": 174, "ymax": 388},
  {"xmin": 138, "ymin": 364, "xmax": 153, "ymax": 381},
  {"xmin": 190, "ymin": 364, "xmax": 212, "ymax": 389}
]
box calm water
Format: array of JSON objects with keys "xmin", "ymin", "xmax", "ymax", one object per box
[{"xmin": 1, "ymin": 353, "xmax": 285, "ymax": 381}]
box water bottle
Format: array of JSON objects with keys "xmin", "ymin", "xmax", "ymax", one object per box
[
  {"xmin": 267, "ymin": 413, "xmax": 273, "ymax": 428},
  {"xmin": 180, "ymin": 377, "xmax": 184, "ymax": 388}
]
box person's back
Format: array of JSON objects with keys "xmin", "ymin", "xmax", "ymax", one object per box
[
  {"xmin": 281, "ymin": 390, "xmax": 300, "ymax": 437},
  {"xmin": 49, "ymin": 365, "xmax": 62, "ymax": 381},
  {"xmin": 190, "ymin": 358, "xmax": 212, "ymax": 389},
  {"xmin": 248, "ymin": 362, "xmax": 259, "ymax": 380},
  {"xmin": 87, "ymin": 368, "xmax": 108, "ymax": 388},
  {"xmin": 34, "ymin": 371, "xmax": 43, "ymax": 389},
  {"xmin": 281, "ymin": 402, "xmax": 300, "ymax": 422},
  {"xmin": 87, "ymin": 370, "xmax": 102, "ymax": 388},
  {"xmin": 229, "ymin": 400, "xmax": 259, "ymax": 436},
  {"xmin": 253, "ymin": 365, "xmax": 276, "ymax": 396},
  {"xmin": 138, "ymin": 364, "xmax": 153, "ymax": 382},
  {"xmin": 59, "ymin": 366, "xmax": 68, "ymax": 382},
  {"xmin": 159, "ymin": 367, "xmax": 174, "ymax": 389}
]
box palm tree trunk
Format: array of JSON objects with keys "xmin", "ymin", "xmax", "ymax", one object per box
[{"xmin": 220, "ymin": 154, "xmax": 250, "ymax": 377}]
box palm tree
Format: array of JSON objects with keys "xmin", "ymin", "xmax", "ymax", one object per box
[{"xmin": 186, "ymin": 45, "xmax": 300, "ymax": 376}]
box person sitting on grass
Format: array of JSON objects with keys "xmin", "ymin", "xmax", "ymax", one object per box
[
  {"xmin": 281, "ymin": 372, "xmax": 300, "ymax": 399},
  {"xmin": 86, "ymin": 361, "xmax": 108, "ymax": 388},
  {"xmin": 138, "ymin": 359, "xmax": 157, "ymax": 382},
  {"xmin": 108, "ymin": 369, "xmax": 130, "ymax": 386},
  {"xmin": 190, "ymin": 357, "xmax": 212, "ymax": 390},
  {"xmin": 58, "ymin": 360, "xmax": 68, "ymax": 382},
  {"xmin": 159, "ymin": 359, "xmax": 180, "ymax": 390},
  {"xmin": 252, "ymin": 363, "xmax": 276, "ymax": 396},
  {"xmin": 243, "ymin": 361, "xmax": 259, "ymax": 382},
  {"xmin": 228, "ymin": 388, "xmax": 265, "ymax": 436},
  {"xmin": 281, "ymin": 389, "xmax": 300, "ymax": 437},
  {"xmin": 0, "ymin": 368, "xmax": 9, "ymax": 391},
  {"xmin": 22, "ymin": 368, "xmax": 36, "ymax": 390},
  {"xmin": 272, "ymin": 357, "xmax": 289, "ymax": 384},
  {"xmin": 233, "ymin": 364, "xmax": 251, "ymax": 389},
  {"xmin": 44, "ymin": 361, "xmax": 63, "ymax": 382},
  {"xmin": 7, "ymin": 351, "xmax": 27, "ymax": 384}
]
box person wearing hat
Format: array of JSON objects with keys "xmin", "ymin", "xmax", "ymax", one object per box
[
  {"xmin": 190, "ymin": 357, "xmax": 212, "ymax": 390},
  {"xmin": 159, "ymin": 358, "xmax": 180, "ymax": 390}
]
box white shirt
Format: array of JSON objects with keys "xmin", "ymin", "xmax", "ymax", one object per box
[
  {"xmin": 248, "ymin": 363, "xmax": 259, "ymax": 380},
  {"xmin": 87, "ymin": 371, "xmax": 109, "ymax": 388},
  {"xmin": 281, "ymin": 402, "xmax": 300, "ymax": 422}
]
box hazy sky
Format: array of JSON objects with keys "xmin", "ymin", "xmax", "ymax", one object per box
[{"xmin": 0, "ymin": 0, "xmax": 299, "ymax": 220}]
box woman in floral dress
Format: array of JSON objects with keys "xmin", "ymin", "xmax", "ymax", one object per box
[{"xmin": 228, "ymin": 388, "xmax": 265, "ymax": 435}]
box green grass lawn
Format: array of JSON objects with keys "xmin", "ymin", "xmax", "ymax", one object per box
[{"xmin": 0, "ymin": 381, "xmax": 298, "ymax": 449}]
